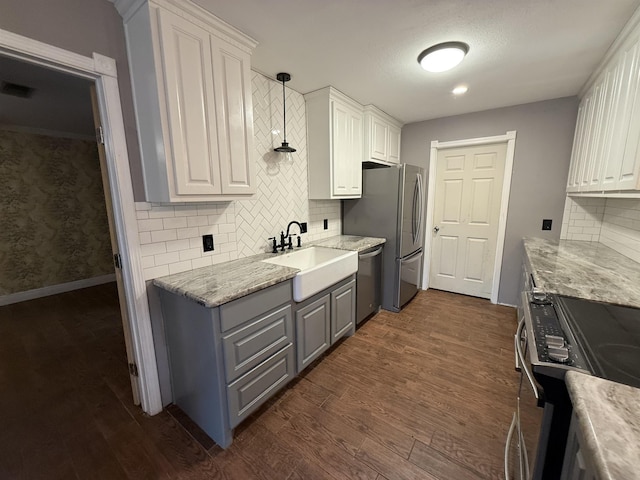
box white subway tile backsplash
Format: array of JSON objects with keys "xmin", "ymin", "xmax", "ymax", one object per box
[
  {"xmin": 143, "ymin": 264, "xmax": 169, "ymax": 281},
  {"xmin": 187, "ymin": 216, "xmax": 209, "ymax": 228},
  {"xmin": 162, "ymin": 216, "xmax": 187, "ymax": 229},
  {"xmin": 151, "ymin": 229, "xmax": 177, "ymax": 243},
  {"xmin": 177, "ymin": 227, "xmax": 199, "ymax": 239},
  {"xmin": 166, "ymin": 239, "xmax": 190, "ymax": 252},
  {"xmin": 192, "ymin": 256, "xmax": 213, "ymax": 269},
  {"xmin": 139, "ymin": 232, "xmax": 152, "ymax": 244},
  {"xmin": 138, "ymin": 218, "xmax": 164, "ymax": 232},
  {"xmin": 179, "ymin": 248, "xmax": 201, "ymax": 261},
  {"xmin": 169, "ymin": 260, "xmax": 192, "ymax": 275},
  {"xmin": 154, "ymin": 251, "xmax": 180, "ymax": 266},
  {"xmin": 561, "ymin": 195, "xmax": 640, "ymax": 262},
  {"xmin": 141, "ymin": 242, "xmax": 167, "ymax": 257}
]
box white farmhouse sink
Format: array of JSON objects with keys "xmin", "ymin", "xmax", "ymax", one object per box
[{"xmin": 262, "ymin": 247, "xmax": 358, "ymax": 302}]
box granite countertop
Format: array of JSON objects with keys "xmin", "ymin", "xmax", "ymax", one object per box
[
  {"xmin": 523, "ymin": 237, "xmax": 640, "ymax": 308},
  {"xmin": 310, "ymin": 234, "xmax": 386, "ymax": 252},
  {"xmin": 153, "ymin": 235, "xmax": 386, "ymax": 307},
  {"xmin": 565, "ymin": 371, "xmax": 640, "ymax": 480}
]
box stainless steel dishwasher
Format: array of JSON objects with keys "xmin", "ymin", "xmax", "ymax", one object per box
[{"xmin": 356, "ymin": 245, "xmax": 383, "ymax": 324}]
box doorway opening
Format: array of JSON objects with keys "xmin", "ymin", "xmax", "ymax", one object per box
[
  {"xmin": 424, "ymin": 132, "xmax": 516, "ymax": 304},
  {"xmin": 0, "ymin": 28, "xmax": 162, "ymax": 414}
]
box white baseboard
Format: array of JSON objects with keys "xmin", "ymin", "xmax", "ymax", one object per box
[{"xmin": 0, "ymin": 274, "xmax": 116, "ymax": 306}]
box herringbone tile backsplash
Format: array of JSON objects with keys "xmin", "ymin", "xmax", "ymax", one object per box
[{"xmin": 137, "ymin": 71, "xmax": 341, "ymax": 280}]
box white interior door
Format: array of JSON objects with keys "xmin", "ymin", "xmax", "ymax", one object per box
[
  {"xmin": 91, "ymin": 86, "xmax": 140, "ymax": 405},
  {"xmin": 429, "ymin": 142, "xmax": 507, "ymax": 299}
]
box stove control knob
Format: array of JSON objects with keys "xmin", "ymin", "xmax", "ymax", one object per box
[
  {"xmin": 548, "ymin": 345, "xmax": 570, "ymax": 363},
  {"xmin": 545, "ymin": 334, "xmax": 565, "ymax": 348},
  {"xmin": 532, "ymin": 289, "xmax": 552, "ymax": 305}
]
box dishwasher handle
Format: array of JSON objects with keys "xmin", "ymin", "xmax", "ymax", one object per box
[{"xmin": 358, "ymin": 246, "xmax": 383, "ymax": 259}]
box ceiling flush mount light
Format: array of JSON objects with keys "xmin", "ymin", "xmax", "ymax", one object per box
[
  {"xmin": 274, "ymin": 72, "xmax": 296, "ymax": 156},
  {"xmin": 418, "ymin": 41, "xmax": 469, "ymax": 73},
  {"xmin": 452, "ymin": 85, "xmax": 468, "ymax": 95}
]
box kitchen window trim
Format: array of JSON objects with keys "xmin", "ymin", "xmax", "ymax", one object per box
[
  {"xmin": 423, "ymin": 131, "xmax": 516, "ymax": 304},
  {"xmin": 0, "ymin": 28, "xmax": 163, "ymax": 415}
]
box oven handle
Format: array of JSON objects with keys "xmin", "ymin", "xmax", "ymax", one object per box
[
  {"xmin": 515, "ymin": 317, "xmax": 540, "ymax": 401},
  {"xmin": 504, "ymin": 412, "xmax": 517, "ymax": 480}
]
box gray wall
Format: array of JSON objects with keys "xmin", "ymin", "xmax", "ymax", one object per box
[
  {"xmin": 1, "ymin": 0, "xmax": 145, "ymax": 200},
  {"xmin": 402, "ymin": 96, "xmax": 578, "ymax": 306}
]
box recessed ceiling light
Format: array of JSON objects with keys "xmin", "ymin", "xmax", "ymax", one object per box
[
  {"xmin": 418, "ymin": 41, "xmax": 469, "ymax": 73},
  {"xmin": 452, "ymin": 85, "xmax": 468, "ymax": 95}
]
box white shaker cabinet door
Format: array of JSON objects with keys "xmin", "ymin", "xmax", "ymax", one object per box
[
  {"xmin": 331, "ymin": 101, "xmax": 362, "ymax": 197},
  {"xmin": 370, "ymin": 115, "xmax": 389, "ymax": 161},
  {"xmin": 211, "ymin": 38, "xmax": 256, "ymax": 195},
  {"xmin": 388, "ymin": 124, "xmax": 401, "ymax": 164},
  {"xmin": 157, "ymin": 9, "xmax": 222, "ymax": 196}
]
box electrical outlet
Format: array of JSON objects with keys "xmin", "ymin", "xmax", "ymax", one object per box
[
  {"xmin": 542, "ymin": 219, "xmax": 552, "ymax": 231},
  {"xmin": 202, "ymin": 234, "xmax": 214, "ymax": 252},
  {"xmin": 300, "ymin": 222, "xmax": 308, "ymax": 233},
  {"xmin": 323, "ymin": 219, "xmax": 328, "ymax": 230}
]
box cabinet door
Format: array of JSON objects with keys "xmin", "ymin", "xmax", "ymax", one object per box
[
  {"xmin": 210, "ymin": 37, "xmax": 256, "ymax": 195},
  {"xmin": 567, "ymin": 101, "xmax": 587, "ymax": 192},
  {"xmin": 617, "ymin": 37, "xmax": 640, "ymax": 190},
  {"xmin": 581, "ymin": 79, "xmax": 607, "ymax": 191},
  {"xmin": 330, "ymin": 279, "xmax": 355, "ymax": 345},
  {"xmin": 157, "ymin": 9, "xmax": 222, "ymax": 195},
  {"xmin": 603, "ymin": 39, "xmax": 640, "ymax": 189},
  {"xmin": 295, "ymin": 295, "xmax": 330, "ymax": 372},
  {"xmin": 388, "ymin": 124, "xmax": 401, "ymax": 164},
  {"xmin": 332, "ymin": 101, "xmax": 362, "ymax": 197},
  {"xmin": 370, "ymin": 116, "xmax": 389, "ymax": 161}
]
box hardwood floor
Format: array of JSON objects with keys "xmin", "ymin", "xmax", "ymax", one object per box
[{"xmin": 0, "ymin": 284, "xmax": 525, "ymax": 479}]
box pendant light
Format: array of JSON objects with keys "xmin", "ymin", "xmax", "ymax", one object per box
[{"xmin": 274, "ymin": 72, "xmax": 296, "ymax": 155}]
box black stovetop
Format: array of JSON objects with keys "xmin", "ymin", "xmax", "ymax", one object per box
[{"xmin": 556, "ymin": 295, "xmax": 640, "ymax": 388}]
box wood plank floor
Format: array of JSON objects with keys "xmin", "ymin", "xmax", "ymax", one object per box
[{"xmin": 0, "ymin": 284, "xmax": 526, "ymax": 479}]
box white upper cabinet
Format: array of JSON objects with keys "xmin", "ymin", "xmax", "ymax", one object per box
[
  {"xmin": 117, "ymin": 0, "xmax": 256, "ymax": 202},
  {"xmin": 363, "ymin": 105, "xmax": 403, "ymax": 165},
  {"xmin": 566, "ymin": 15, "xmax": 640, "ymax": 195},
  {"xmin": 305, "ymin": 87, "xmax": 363, "ymax": 199}
]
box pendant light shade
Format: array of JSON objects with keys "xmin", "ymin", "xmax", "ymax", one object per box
[
  {"xmin": 418, "ymin": 41, "xmax": 469, "ymax": 72},
  {"xmin": 274, "ymin": 72, "xmax": 296, "ymax": 154}
]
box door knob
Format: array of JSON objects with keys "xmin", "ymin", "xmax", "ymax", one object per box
[{"xmin": 434, "ymin": 226, "xmax": 440, "ymax": 234}]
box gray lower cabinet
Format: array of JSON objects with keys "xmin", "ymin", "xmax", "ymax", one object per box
[
  {"xmin": 561, "ymin": 412, "xmax": 599, "ymax": 480},
  {"xmin": 159, "ymin": 281, "xmax": 294, "ymax": 449},
  {"xmin": 159, "ymin": 273, "xmax": 357, "ymax": 448},
  {"xmin": 295, "ymin": 295, "xmax": 331, "ymax": 371},
  {"xmin": 294, "ymin": 275, "xmax": 356, "ymax": 373}
]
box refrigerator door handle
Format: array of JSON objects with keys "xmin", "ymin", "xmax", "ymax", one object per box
[
  {"xmin": 415, "ymin": 173, "xmax": 423, "ymax": 242},
  {"xmin": 412, "ymin": 177, "xmax": 419, "ymax": 244}
]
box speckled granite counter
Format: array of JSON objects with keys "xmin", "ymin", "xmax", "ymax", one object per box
[
  {"xmin": 523, "ymin": 237, "xmax": 640, "ymax": 308},
  {"xmin": 153, "ymin": 235, "xmax": 386, "ymax": 307},
  {"xmin": 153, "ymin": 254, "xmax": 298, "ymax": 307},
  {"xmin": 310, "ymin": 235, "xmax": 386, "ymax": 252},
  {"xmin": 566, "ymin": 371, "xmax": 640, "ymax": 480}
]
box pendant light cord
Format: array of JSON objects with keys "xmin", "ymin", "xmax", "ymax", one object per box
[{"xmin": 281, "ymin": 78, "xmax": 287, "ymax": 144}]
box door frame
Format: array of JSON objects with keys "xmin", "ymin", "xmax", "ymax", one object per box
[
  {"xmin": 0, "ymin": 28, "xmax": 163, "ymax": 415},
  {"xmin": 423, "ymin": 131, "xmax": 516, "ymax": 304}
]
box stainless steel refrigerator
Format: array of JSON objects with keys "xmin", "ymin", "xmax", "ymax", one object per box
[{"xmin": 343, "ymin": 164, "xmax": 425, "ymax": 312}]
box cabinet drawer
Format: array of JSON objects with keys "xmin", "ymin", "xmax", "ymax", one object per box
[
  {"xmin": 220, "ymin": 281, "xmax": 292, "ymax": 332},
  {"xmin": 226, "ymin": 344, "xmax": 294, "ymax": 428},
  {"xmin": 222, "ymin": 304, "xmax": 293, "ymax": 382}
]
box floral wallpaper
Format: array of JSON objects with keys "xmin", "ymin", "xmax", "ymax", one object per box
[{"xmin": 0, "ymin": 129, "xmax": 113, "ymax": 295}]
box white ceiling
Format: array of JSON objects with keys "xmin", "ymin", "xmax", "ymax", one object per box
[{"xmin": 194, "ymin": 0, "xmax": 640, "ymax": 124}]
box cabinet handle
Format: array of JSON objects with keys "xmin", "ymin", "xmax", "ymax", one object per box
[
  {"xmin": 359, "ymin": 246, "xmax": 383, "ymax": 259},
  {"xmin": 504, "ymin": 412, "xmax": 517, "ymax": 480},
  {"xmin": 515, "ymin": 318, "xmax": 540, "ymax": 401}
]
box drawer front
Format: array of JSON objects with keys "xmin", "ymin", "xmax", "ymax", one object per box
[
  {"xmin": 222, "ymin": 304, "xmax": 293, "ymax": 382},
  {"xmin": 220, "ymin": 281, "xmax": 292, "ymax": 333},
  {"xmin": 226, "ymin": 344, "xmax": 294, "ymax": 428}
]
